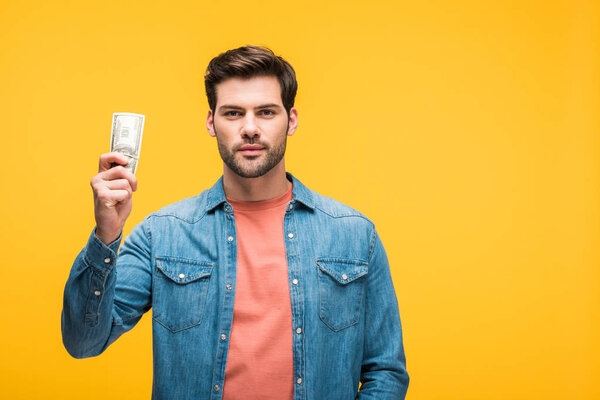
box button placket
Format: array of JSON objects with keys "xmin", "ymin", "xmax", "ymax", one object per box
[
  {"xmin": 283, "ymin": 203, "xmax": 305, "ymax": 395},
  {"xmin": 209, "ymin": 201, "xmax": 237, "ymax": 398}
]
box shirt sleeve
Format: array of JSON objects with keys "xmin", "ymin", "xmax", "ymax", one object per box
[
  {"xmin": 61, "ymin": 218, "xmax": 152, "ymax": 358},
  {"xmin": 357, "ymin": 227, "xmax": 410, "ymax": 399}
]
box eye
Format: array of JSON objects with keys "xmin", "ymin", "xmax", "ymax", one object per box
[
  {"xmin": 224, "ymin": 111, "xmax": 241, "ymax": 117},
  {"xmin": 260, "ymin": 109, "xmax": 275, "ymax": 116}
]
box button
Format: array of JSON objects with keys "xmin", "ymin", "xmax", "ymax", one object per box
[
  {"xmin": 214, "ymin": 384, "xmax": 220, "ymax": 392},
  {"xmin": 296, "ymin": 378, "xmax": 302, "ymax": 384},
  {"xmin": 288, "ymin": 204, "xmax": 293, "ymax": 210},
  {"xmin": 94, "ymin": 290, "xmax": 101, "ymax": 296},
  {"xmin": 292, "ymin": 279, "xmax": 298, "ymax": 285},
  {"xmin": 104, "ymin": 257, "xmax": 111, "ymax": 264},
  {"xmin": 296, "ymin": 327, "xmax": 302, "ymax": 334},
  {"xmin": 288, "ymin": 233, "xmax": 294, "ymax": 238},
  {"xmin": 225, "ymin": 205, "xmax": 231, "ymax": 211},
  {"xmin": 220, "ymin": 334, "xmax": 227, "ymax": 341},
  {"xmin": 179, "ymin": 273, "xmax": 185, "ymax": 279},
  {"xmin": 342, "ymin": 273, "xmax": 348, "ymax": 280},
  {"xmin": 227, "ymin": 236, "xmax": 234, "ymax": 242},
  {"xmin": 226, "ymin": 284, "xmax": 232, "ymax": 290}
]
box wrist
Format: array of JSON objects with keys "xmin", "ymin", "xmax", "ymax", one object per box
[{"xmin": 95, "ymin": 227, "xmax": 121, "ymax": 245}]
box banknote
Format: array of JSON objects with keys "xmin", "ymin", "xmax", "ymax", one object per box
[{"xmin": 110, "ymin": 112, "xmax": 145, "ymax": 174}]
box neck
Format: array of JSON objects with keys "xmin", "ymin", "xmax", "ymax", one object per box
[{"xmin": 222, "ymin": 160, "xmax": 291, "ymax": 202}]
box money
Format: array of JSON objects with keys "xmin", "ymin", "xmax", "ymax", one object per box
[{"xmin": 110, "ymin": 112, "xmax": 145, "ymax": 174}]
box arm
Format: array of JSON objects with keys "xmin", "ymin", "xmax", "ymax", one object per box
[
  {"xmin": 61, "ymin": 152, "xmax": 151, "ymax": 358},
  {"xmin": 357, "ymin": 228, "xmax": 409, "ymax": 399},
  {"xmin": 61, "ymin": 220, "xmax": 152, "ymax": 358}
]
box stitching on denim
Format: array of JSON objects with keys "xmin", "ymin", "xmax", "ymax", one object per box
[
  {"xmin": 313, "ymin": 205, "xmax": 373, "ymax": 222},
  {"xmin": 317, "ymin": 265, "xmax": 364, "ymax": 332},
  {"xmin": 150, "ymin": 211, "xmax": 207, "ymax": 224},
  {"xmin": 367, "ymin": 227, "xmax": 377, "ymax": 265},
  {"xmin": 87, "ymin": 263, "xmax": 109, "ymax": 277},
  {"xmin": 155, "ymin": 257, "xmax": 214, "ymax": 266},
  {"xmin": 152, "ymin": 314, "xmax": 205, "ymax": 334},
  {"xmin": 84, "ymin": 268, "xmax": 94, "ymax": 323},
  {"xmin": 145, "ymin": 216, "xmax": 153, "ymax": 250},
  {"xmin": 152, "ymin": 257, "xmax": 212, "ymax": 333},
  {"xmin": 97, "ymin": 269, "xmax": 109, "ymax": 312},
  {"xmin": 316, "ymin": 257, "xmax": 368, "ymax": 265},
  {"xmin": 317, "ymin": 263, "xmax": 368, "ymax": 284},
  {"xmin": 83, "ymin": 253, "xmax": 112, "ymax": 276}
]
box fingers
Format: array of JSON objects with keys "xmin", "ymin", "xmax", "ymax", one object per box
[
  {"xmin": 91, "ymin": 170, "xmax": 137, "ymax": 209},
  {"xmin": 99, "ymin": 152, "xmax": 130, "ymax": 172},
  {"xmin": 91, "ymin": 153, "xmax": 138, "ymax": 211},
  {"xmin": 104, "ymin": 178, "xmax": 133, "ymax": 192},
  {"xmin": 94, "ymin": 187, "xmax": 131, "ymax": 207},
  {"xmin": 92, "ymin": 165, "xmax": 138, "ymax": 192},
  {"xmin": 105, "ymin": 189, "xmax": 130, "ymax": 204},
  {"xmin": 99, "ymin": 179, "xmax": 134, "ymax": 203},
  {"xmin": 92, "ymin": 154, "xmax": 136, "ymax": 243}
]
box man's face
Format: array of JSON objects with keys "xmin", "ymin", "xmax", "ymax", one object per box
[{"xmin": 206, "ymin": 75, "xmax": 298, "ymax": 178}]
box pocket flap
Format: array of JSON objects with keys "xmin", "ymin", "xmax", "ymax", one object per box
[
  {"xmin": 155, "ymin": 257, "xmax": 214, "ymax": 284},
  {"xmin": 316, "ymin": 258, "xmax": 368, "ymax": 285}
]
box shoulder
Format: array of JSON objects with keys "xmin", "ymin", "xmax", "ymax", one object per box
[
  {"xmin": 147, "ymin": 190, "xmax": 211, "ymax": 224},
  {"xmin": 305, "ymin": 187, "xmax": 380, "ymax": 260},
  {"xmin": 310, "ymin": 189, "xmax": 375, "ymax": 228},
  {"xmin": 289, "ymin": 172, "xmax": 375, "ymax": 229}
]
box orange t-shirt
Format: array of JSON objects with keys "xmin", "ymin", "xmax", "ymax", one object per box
[{"xmin": 222, "ymin": 182, "xmax": 294, "ymax": 400}]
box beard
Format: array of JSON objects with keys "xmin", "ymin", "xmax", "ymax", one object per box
[{"xmin": 214, "ymin": 121, "xmax": 289, "ymax": 178}]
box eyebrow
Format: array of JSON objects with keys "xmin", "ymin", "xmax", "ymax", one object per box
[{"xmin": 218, "ymin": 103, "xmax": 282, "ymax": 112}]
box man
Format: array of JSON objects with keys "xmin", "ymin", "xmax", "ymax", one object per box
[{"xmin": 62, "ymin": 45, "xmax": 409, "ymax": 399}]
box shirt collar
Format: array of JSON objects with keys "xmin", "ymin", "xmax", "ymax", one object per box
[{"xmin": 205, "ymin": 171, "xmax": 315, "ymax": 213}]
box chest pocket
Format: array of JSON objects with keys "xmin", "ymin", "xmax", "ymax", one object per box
[
  {"xmin": 317, "ymin": 258, "xmax": 368, "ymax": 332},
  {"xmin": 153, "ymin": 257, "xmax": 214, "ymax": 333}
]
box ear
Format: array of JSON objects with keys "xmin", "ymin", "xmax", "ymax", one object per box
[
  {"xmin": 207, "ymin": 109, "xmax": 216, "ymax": 137},
  {"xmin": 287, "ymin": 107, "xmax": 298, "ymax": 136}
]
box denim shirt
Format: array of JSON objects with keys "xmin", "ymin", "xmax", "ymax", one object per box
[{"xmin": 61, "ymin": 172, "xmax": 409, "ymax": 399}]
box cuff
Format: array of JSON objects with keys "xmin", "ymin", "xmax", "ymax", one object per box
[{"xmin": 83, "ymin": 227, "xmax": 123, "ymax": 273}]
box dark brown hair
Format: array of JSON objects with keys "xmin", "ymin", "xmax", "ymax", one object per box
[{"xmin": 204, "ymin": 45, "xmax": 298, "ymax": 116}]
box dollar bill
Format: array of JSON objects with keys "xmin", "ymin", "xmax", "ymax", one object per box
[{"xmin": 110, "ymin": 112, "xmax": 145, "ymax": 174}]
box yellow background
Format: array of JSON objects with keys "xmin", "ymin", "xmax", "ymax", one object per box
[{"xmin": 1, "ymin": 0, "xmax": 598, "ymax": 398}]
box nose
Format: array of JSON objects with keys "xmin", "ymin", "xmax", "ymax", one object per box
[{"xmin": 241, "ymin": 113, "xmax": 260, "ymax": 140}]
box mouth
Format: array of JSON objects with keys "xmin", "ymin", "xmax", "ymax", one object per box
[{"xmin": 238, "ymin": 145, "xmax": 265, "ymax": 156}]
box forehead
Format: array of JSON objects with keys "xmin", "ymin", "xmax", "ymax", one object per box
[{"xmin": 215, "ymin": 75, "xmax": 282, "ymax": 107}]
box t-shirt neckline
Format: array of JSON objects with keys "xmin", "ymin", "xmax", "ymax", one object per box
[{"xmin": 226, "ymin": 181, "xmax": 293, "ymax": 212}]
